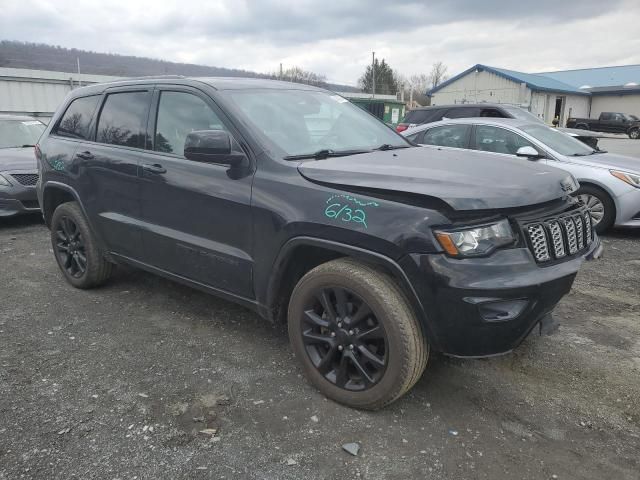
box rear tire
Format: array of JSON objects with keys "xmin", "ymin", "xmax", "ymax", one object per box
[
  {"xmin": 50, "ymin": 202, "xmax": 113, "ymax": 289},
  {"xmin": 629, "ymin": 128, "xmax": 639, "ymax": 140},
  {"xmin": 575, "ymin": 185, "xmax": 615, "ymax": 234},
  {"xmin": 288, "ymin": 258, "xmax": 429, "ymax": 410}
]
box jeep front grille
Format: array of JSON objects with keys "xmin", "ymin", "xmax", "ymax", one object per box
[{"xmin": 525, "ymin": 208, "xmax": 593, "ymax": 264}]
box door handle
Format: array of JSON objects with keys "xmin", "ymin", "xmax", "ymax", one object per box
[
  {"xmin": 76, "ymin": 151, "xmax": 94, "ymax": 160},
  {"xmin": 142, "ymin": 163, "xmax": 166, "ymax": 174}
]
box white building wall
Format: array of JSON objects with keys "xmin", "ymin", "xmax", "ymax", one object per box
[
  {"xmin": 563, "ymin": 95, "xmax": 590, "ymax": 123},
  {"xmin": 431, "ymin": 70, "xmax": 531, "ymax": 106},
  {"xmin": 590, "ymin": 94, "xmax": 640, "ymax": 118},
  {"xmin": 0, "ymin": 68, "xmax": 123, "ymax": 121}
]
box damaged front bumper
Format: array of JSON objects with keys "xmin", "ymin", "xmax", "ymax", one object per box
[{"xmin": 402, "ymin": 235, "xmax": 602, "ymax": 357}]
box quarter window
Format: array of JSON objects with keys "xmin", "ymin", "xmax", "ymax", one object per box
[
  {"xmin": 96, "ymin": 91, "xmax": 150, "ymax": 148},
  {"xmin": 55, "ymin": 96, "xmax": 100, "ymax": 140},
  {"xmin": 154, "ymin": 92, "xmax": 226, "ymax": 155},
  {"xmin": 473, "ymin": 125, "xmax": 535, "ymax": 155},
  {"xmin": 422, "ymin": 125, "xmax": 471, "ymax": 148}
]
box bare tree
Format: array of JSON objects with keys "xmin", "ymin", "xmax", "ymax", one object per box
[
  {"xmin": 270, "ymin": 66, "xmax": 328, "ymax": 87},
  {"xmin": 429, "ymin": 61, "xmax": 449, "ymax": 89}
]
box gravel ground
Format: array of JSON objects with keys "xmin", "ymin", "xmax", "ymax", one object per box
[{"xmin": 1, "ymin": 215, "xmax": 639, "ymax": 480}]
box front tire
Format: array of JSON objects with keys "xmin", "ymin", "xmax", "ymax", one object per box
[
  {"xmin": 575, "ymin": 185, "xmax": 615, "ymax": 234},
  {"xmin": 288, "ymin": 258, "xmax": 429, "ymax": 410},
  {"xmin": 629, "ymin": 128, "xmax": 640, "ymax": 140},
  {"xmin": 50, "ymin": 202, "xmax": 113, "ymax": 289}
]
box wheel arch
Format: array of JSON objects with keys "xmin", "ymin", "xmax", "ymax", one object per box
[
  {"xmin": 573, "ymin": 179, "xmax": 619, "ymax": 222},
  {"xmin": 41, "ymin": 181, "xmax": 83, "ymax": 227},
  {"xmin": 263, "ymin": 237, "xmax": 436, "ymax": 344}
]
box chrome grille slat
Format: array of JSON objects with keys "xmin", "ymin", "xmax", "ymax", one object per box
[
  {"xmin": 525, "ymin": 207, "xmax": 593, "ymax": 264},
  {"xmin": 573, "ymin": 215, "xmax": 584, "ymax": 250},
  {"xmin": 563, "ymin": 217, "xmax": 578, "ymax": 254},
  {"xmin": 527, "ymin": 224, "xmax": 550, "ymax": 262},
  {"xmin": 548, "ymin": 221, "xmax": 565, "ymax": 258},
  {"xmin": 584, "ymin": 212, "xmax": 592, "ymax": 241}
]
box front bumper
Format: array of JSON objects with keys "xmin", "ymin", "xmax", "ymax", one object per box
[
  {"xmin": 614, "ymin": 184, "xmax": 640, "ymax": 228},
  {"xmin": 0, "ymin": 173, "xmax": 40, "ymax": 217},
  {"xmin": 402, "ymin": 236, "xmax": 602, "ymax": 357}
]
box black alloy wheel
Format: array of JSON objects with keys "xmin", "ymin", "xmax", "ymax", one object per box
[
  {"xmin": 288, "ymin": 259, "xmax": 429, "ymax": 410},
  {"xmin": 50, "ymin": 201, "xmax": 113, "ymax": 288},
  {"xmin": 54, "ymin": 215, "xmax": 87, "ymax": 278},
  {"xmin": 301, "ymin": 286, "xmax": 387, "ymax": 391}
]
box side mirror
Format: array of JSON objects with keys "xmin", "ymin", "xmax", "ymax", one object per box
[
  {"xmin": 516, "ymin": 146, "xmax": 543, "ymax": 160},
  {"xmin": 184, "ymin": 130, "xmax": 244, "ymax": 166}
]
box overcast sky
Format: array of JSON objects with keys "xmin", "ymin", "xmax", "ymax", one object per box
[{"xmin": 2, "ymin": 0, "xmax": 640, "ymax": 86}]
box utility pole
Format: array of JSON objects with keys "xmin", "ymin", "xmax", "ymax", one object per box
[
  {"xmin": 371, "ymin": 51, "xmax": 375, "ymax": 98},
  {"xmin": 76, "ymin": 57, "xmax": 82, "ymax": 88},
  {"xmin": 279, "ymin": 63, "xmax": 283, "ymax": 80}
]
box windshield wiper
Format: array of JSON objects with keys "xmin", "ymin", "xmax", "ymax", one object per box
[
  {"xmin": 590, "ymin": 150, "xmax": 607, "ymax": 154},
  {"xmin": 22, "ymin": 144, "xmax": 35, "ymax": 148},
  {"xmin": 375, "ymin": 144, "xmax": 410, "ymax": 151},
  {"xmin": 283, "ymin": 148, "xmax": 370, "ymax": 161}
]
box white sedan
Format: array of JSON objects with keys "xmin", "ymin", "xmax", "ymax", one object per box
[{"xmin": 402, "ymin": 118, "xmax": 640, "ymax": 233}]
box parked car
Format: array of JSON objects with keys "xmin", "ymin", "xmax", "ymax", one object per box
[
  {"xmin": 0, "ymin": 115, "xmax": 45, "ymax": 217},
  {"xmin": 397, "ymin": 103, "xmax": 604, "ymax": 149},
  {"xmin": 403, "ymin": 118, "xmax": 640, "ymax": 232},
  {"xmin": 36, "ymin": 77, "xmax": 601, "ymax": 409},
  {"xmin": 566, "ymin": 112, "xmax": 640, "ymax": 139}
]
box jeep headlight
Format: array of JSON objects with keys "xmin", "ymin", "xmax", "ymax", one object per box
[
  {"xmin": 610, "ymin": 170, "xmax": 640, "ymax": 188},
  {"xmin": 0, "ymin": 174, "xmax": 11, "ymax": 187},
  {"xmin": 435, "ymin": 219, "xmax": 515, "ymax": 257}
]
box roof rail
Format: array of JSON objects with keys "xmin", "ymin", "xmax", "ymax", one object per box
[{"xmin": 102, "ymin": 74, "xmax": 186, "ymax": 83}]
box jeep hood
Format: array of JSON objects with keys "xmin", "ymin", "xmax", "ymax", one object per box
[
  {"xmin": 0, "ymin": 147, "xmax": 37, "ymax": 172},
  {"xmin": 297, "ymin": 147, "xmax": 574, "ymax": 210}
]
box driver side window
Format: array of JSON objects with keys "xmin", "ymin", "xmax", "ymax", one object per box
[
  {"xmin": 155, "ymin": 91, "xmax": 226, "ymax": 156},
  {"xmin": 473, "ymin": 125, "xmax": 535, "ymax": 155}
]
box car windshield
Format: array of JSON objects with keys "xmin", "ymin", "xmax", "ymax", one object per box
[
  {"xmin": 520, "ymin": 123, "xmax": 595, "ymax": 156},
  {"xmin": 0, "ymin": 119, "xmax": 46, "ymax": 148},
  {"xmin": 225, "ymin": 89, "xmax": 409, "ymax": 157},
  {"xmin": 501, "ymin": 106, "xmax": 543, "ymax": 123}
]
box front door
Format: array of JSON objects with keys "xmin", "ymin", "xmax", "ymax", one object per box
[{"xmin": 138, "ymin": 87, "xmax": 254, "ymax": 298}]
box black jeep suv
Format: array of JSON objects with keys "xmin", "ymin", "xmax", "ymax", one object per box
[{"xmin": 36, "ymin": 77, "xmax": 601, "ymax": 409}]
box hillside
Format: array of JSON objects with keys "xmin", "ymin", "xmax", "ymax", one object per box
[{"xmin": 0, "ymin": 40, "xmax": 359, "ymax": 92}]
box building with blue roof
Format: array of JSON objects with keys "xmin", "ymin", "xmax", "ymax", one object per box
[{"xmin": 426, "ymin": 64, "xmax": 640, "ymax": 126}]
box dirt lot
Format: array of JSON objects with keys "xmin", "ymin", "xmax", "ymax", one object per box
[{"xmin": 1, "ymin": 215, "xmax": 639, "ymax": 480}]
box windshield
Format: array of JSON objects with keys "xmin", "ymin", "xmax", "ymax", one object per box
[
  {"xmin": 501, "ymin": 106, "xmax": 543, "ymax": 123},
  {"xmin": 225, "ymin": 89, "xmax": 409, "ymax": 157},
  {"xmin": 0, "ymin": 119, "xmax": 46, "ymax": 149},
  {"xmin": 520, "ymin": 123, "xmax": 595, "ymax": 156}
]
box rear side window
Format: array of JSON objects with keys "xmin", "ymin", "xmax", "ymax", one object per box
[
  {"xmin": 443, "ymin": 107, "xmax": 480, "ymax": 119},
  {"xmin": 154, "ymin": 91, "xmax": 226, "ymax": 155},
  {"xmin": 96, "ymin": 91, "xmax": 150, "ymax": 148},
  {"xmin": 55, "ymin": 96, "xmax": 100, "ymax": 140},
  {"xmin": 422, "ymin": 125, "xmax": 471, "ymax": 148},
  {"xmin": 404, "ymin": 109, "xmax": 440, "ymax": 124}
]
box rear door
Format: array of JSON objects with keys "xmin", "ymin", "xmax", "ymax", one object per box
[
  {"xmin": 77, "ymin": 87, "xmax": 152, "ymax": 259},
  {"xmin": 137, "ymin": 85, "xmax": 254, "ymax": 297}
]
